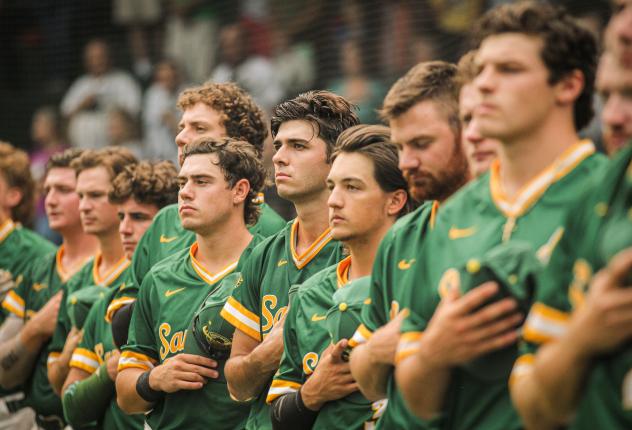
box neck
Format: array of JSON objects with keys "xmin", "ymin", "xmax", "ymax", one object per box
[
  {"xmin": 293, "ymin": 190, "xmax": 331, "ymax": 247},
  {"xmin": 346, "ymin": 221, "xmax": 395, "ymax": 280},
  {"xmin": 97, "ymin": 229, "xmax": 125, "ymax": 266},
  {"xmin": 195, "ymin": 216, "xmax": 252, "ymax": 269},
  {"xmin": 60, "ymin": 227, "xmax": 99, "ymax": 261},
  {"xmin": 498, "ymin": 115, "xmax": 578, "ymax": 197},
  {"xmin": 0, "ymin": 211, "xmax": 10, "ymax": 226}
]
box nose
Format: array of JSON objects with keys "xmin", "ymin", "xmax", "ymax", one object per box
[
  {"xmin": 464, "ymin": 120, "xmax": 484, "ymax": 144},
  {"xmin": 474, "ymin": 65, "xmax": 495, "ymax": 94},
  {"xmin": 398, "ymin": 146, "xmax": 420, "ymax": 172},
  {"xmin": 327, "ymin": 186, "xmax": 343, "ymax": 209},
  {"xmin": 175, "ymin": 127, "xmax": 191, "ymax": 149},
  {"xmin": 78, "ymin": 196, "xmax": 91, "ymax": 213},
  {"xmin": 602, "ymin": 93, "xmax": 626, "ymax": 129},
  {"xmin": 272, "ymin": 143, "xmax": 288, "ymax": 167},
  {"xmin": 45, "ymin": 188, "xmax": 58, "ymax": 208},
  {"xmin": 119, "ymin": 214, "xmax": 133, "ymax": 236},
  {"xmin": 178, "ymin": 180, "xmax": 193, "ymax": 201}
]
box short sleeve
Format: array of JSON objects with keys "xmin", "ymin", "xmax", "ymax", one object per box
[{"xmin": 69, "ymin": 302, "xmax": 102, "ymax": 374}]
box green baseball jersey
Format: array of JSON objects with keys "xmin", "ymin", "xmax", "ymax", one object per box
[
  {"xmin": 69, "ymin": 282, "xmax": 142, "ymax": 429},
  {"xmin": 0, "ymin": 219, "xmax": 55, "ymax": 323},
  {"xmin": 268, "ymin": 257, "xmax": 385, "ymax": 429},
  {"xmin": 130, "ymin": 199, "xmax": 286, "ymax": 287},
  {"xmin": 120, "ymin": 237, "xmax": 263, "ymax": 430},
  {"xmin": 397, "ymin": 141, "xmax": 606, "ymax": 430},
  {"xmin": 221, "ymin": 220, "xmax": 345, "ymax": 430},
  {"xmin": 353, "ymin": 201, "xmax": 437, "ymax": 430},
  {"xmin": 2, "ymin": 245, "xmax": 92, "ymax": 424},
  {"xmin": 48, "ymin": 254, "xmax": 130, "ymax": 361},
  {"xmin": 0, "ymin": 219, "xmax": 55, "ymax": 418},
  {"xmin": 515, "ymin": 143, "xmax": 632, "ymax": 429}
]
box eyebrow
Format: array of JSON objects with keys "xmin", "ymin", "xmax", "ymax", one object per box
[
  {"xmin": 273, "ymin": 138, "xmax": 311, "ymax": 146},
  {"xmin": 177, "ymin": 173, "xmax": 215, "ymax": 181}
]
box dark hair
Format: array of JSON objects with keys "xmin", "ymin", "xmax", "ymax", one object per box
[
  {"xmin": 0, "ymin": 141, "xmax": 35, "ymax": 225},
  {"xmin": 46, "ymin": 148, "xmax": 84, "ymax": 174},
  {"xmin": 379, "ymin": 61, "xmax": 460, "ymax": 137},
  {"xmin": 181, "ymin": 137, "xmax": 266, "ymax": 226},
  {"xmin": 473, "ymin": 1, "xmax": 598, "ymax": 130},
  {"xmin": 271, "ymin": 90, "xmax": 360, "ymax": 161},
  {"xmin": 109, "ymin": 161, "xmax": 179, "ymax": 210},
  {"xmin": 332, "ymin": 125, "xmax": 415, "ymax": 217},
  {"xmin": 177, "ymin": 82, "xmax": 267, "ymax": 155},
  {"xmin": 70, "ymin": 147, "xmax": 138, "ymax": 181}
]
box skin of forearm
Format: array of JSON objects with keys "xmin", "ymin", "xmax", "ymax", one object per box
[
  {"xmin": 225, "ymin": 340, "xmax": 282, "ymax": 401},
  {"xmin": 349, "ymin": 344, "xmax": 389, "ymax": 401},
  {"xmin": 511, "ymin": 375, "xmax": 561, "ymax": 430},
  {"xmin": 0, "ymin": 317, "xmax": 45, "ymax": 389},
  {"xmin": 395, "ymin": 352, "xmax": 451, "ymax": 420},
  {"xmin": 116, "ymin": 368, "xmax": 153, "ymax": 414},
  {"xmin": 48, "ymin": 349, "xmax": 74, "ymax": 396},
  {"xmin": 525, "ymin": 338, "xmax": 592, "ymax": 427}
]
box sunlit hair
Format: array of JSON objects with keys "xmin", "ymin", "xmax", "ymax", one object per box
[
  {"xmin": 0, "ymin": 141, "xmax": 35, "ymax": 225},
  {"xmin": 70, "ymin": 147, "xmax": 138, "ymax": 181},
  {"xmin": 177, "ymin": 82, "xmax": 267, "ymax": 155},
  {"xmin": 109, "ymin": 161, "xmax": 179, "ymax": 210},
  {"xmin": 380, "ymin": 61, "xmax": 460, "ymax": 137},
  {"xmin": 271, "ymin": 90, "xmax": 360, "ymax": 161}
]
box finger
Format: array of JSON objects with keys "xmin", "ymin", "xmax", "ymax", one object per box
[
  {"xmin": 608, "ymin": 247, "xmax": 632, "ymax": 285},
  {"xmin": 453, "ymin": 282, "xmax": 500, "ymax": 315},
  {"xmin": 330, "ymin": 339, "xmax": 348, "ymax": 362},
  {"xmin": 179, "ymin": 354, "xmax": 217, "ymax": 368},
  {"xmin": 176, "ymin": 362, "xmax": 219, "ymax": 379},
  {"xmin": 473, "ymin": 329, "xmax": 519, "ymax": 357},
  {"xmin": 342, "ymin": 382, "xmax": 359, "ymax": 394},
  {"xmin": 464, "ymin": 313, "xmax": 523, "ymax": 344},
  {"xmin": 460, "ymin": 298, "xmax": 519, "ymax": 330},
  {"xmin": 173, "ymin": 380, "xmax": 204, "ymax": 391},
  {"xmin": 173, "ymin": 370, "xmax": 207, "ymax": 384}
]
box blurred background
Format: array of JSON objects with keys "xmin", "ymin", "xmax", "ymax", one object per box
[{"xmin": 0, "ymin": 0, "xmax": 614, "ymax": 235}]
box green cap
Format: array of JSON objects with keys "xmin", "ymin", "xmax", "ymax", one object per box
[
  {"xmin": 183, "ymin": 273, "xmax": 241, "ymax": 383},
  {"xmin": 67, "ymin": 286, "xmax": 108, "ymax": 329},
  {"xmin": 456, "ymin": 241, "xmax": 543, "ymax": 382}
]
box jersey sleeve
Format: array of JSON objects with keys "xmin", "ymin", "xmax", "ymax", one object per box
[
  {"xmin": 48, "ymin": 284, "xmax": 72, "ymax": 356},
  {"xmin": 252, "ymin": 204, "xmax": 286, "ymax": 238},
  {"xmin": 357, "ymin": 235, "xmax": 392, "ymax": 338},
  {"xmin": 129, "ymin": 221, "xmax": 153, "ymax": 290},
  {"xmin": 1, "ymin": 262, "xmax": 32, "ymax": 319},
  {"xmin": 69, "ymin": 301, "xmax": 102, "ymax": 374},
  {"xmin": 266, "ymin": 295, "xmax": 305, "ymax": 404},
  {"xmin": 221, "ymin": 250, "xmax": 263, "ymax": 341},
  {"xmin": 119, "ymin": 273, "xmax": 159, "ymax": 372}
]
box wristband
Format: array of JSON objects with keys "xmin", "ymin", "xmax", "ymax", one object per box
[{"xmin": 135, "ymin": 370, "xmax": 164, "ymax": 403}]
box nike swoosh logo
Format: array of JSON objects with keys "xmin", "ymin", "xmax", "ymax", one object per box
[
  {"xmin": 165, "ymin": 287, "xmax": 186, "ymax": 297},
  {"xmin": 160, "ymin": 235, "xmax": 178, "ymax": 244},
  {"xmin": 32, "ymin": 283, "xmax": 47, "ymax": 292},
  {"xmin": 398, "ymin": 259, "xmax": 416, "ymax": 270},
  {"xmin": 277, "ymin": 259, "xmax": 288, "ymax": 267},
  {"xmin": 311, "ymin": 313, "xmax": 326, "ymax": 322},
  {"xmin": 448, "ymin": 226, "xmax": 477, "ymax": 240}
]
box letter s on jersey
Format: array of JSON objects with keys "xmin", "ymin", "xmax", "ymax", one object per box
[
  {"xmin": 159, "ymin": 323, "xmax": 186, "ymax": 360},
  {"xmin": 261, "ymin": 294, "xmax": 288, "ymax": 333}
]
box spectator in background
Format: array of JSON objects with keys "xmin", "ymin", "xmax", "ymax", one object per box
[
  {"xmin": 29, "ymin": 106, "xmax": 68, "ymax": 242},
  {"xmin": 210, "ymin": 22, "xmax": 283, "ymax": 113},
  {"xmin": 143, "ymin": 59, "xmax": 186, "ymax": 164},
  {"xmin": 163, "ymin": 0, "xmax": 221, "ymax": 84},
  {"xmin": 112, "ymin": 0, "xmax": 163, "ymax": 82},
  {"xmin": 270, "ymin": 28, "xmax": 315, "ymax": 101},
  {"xmin": 61, "ymin": 39, "xmax": 141, "ymax": 150},
  {"xmin": 328, "ymin": 39, "xmax": 386, "ymax": 124},
  {"xmin": 107, "ymin": 108, "xmax": 145, "ymax": 159}
]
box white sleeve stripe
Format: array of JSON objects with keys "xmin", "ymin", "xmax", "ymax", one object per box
[
  {"xmin": 70, "ymin": 353, "xmax": 99, "ymax": 370},
  {"xmin": 119, "ymin": 356, "xmax": 155, "ymax": 369},
  {"xmin": 223, "ymin": 302, "xmax": 260, "ymax": 333},
  {"xmin": 3, "ymin": 294, "xmax": 24, "ymax": 313},
  {"xmin": 267, "ymin": 386, "xmax": 300, "ymax": 397}
]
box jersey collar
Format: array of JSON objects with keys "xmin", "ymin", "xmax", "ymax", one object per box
[
  {"xmin": 56, "ymin": 245, "xmax": 94, "ymax": 283},
  {"xmin": 336, "ymin": 255, "xmax": 352, "ymax": 288},
  {"xmin": 289, "ymin": 219, "xmax": 334, "ymax": 269},
  {"xmin": 490, "ymin": 139, "xmax": 595, "ymax": 218},
  {"xmin": 92, "ymin": 253, "xmax": 130, "ymax": 287},
  {"xmin": 190, "ymin": 242, "xmax": 239, "ymax": 286},
  {"xmin": 0, "ymin": 219, "xmax": 16, "ymax": 244}
]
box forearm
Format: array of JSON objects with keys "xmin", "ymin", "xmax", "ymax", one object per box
[
  {"xmin": 0, "ymin": 318, "xmax": 43, "ymax": 389},
  {"xmin": 48, "ymin": 350, "xmax": 73, "ymax": 396},
  {"xmin": 395, "ymin": 351, "xmax": 451, "ymax": 420},
  {"xmin": 270, "ymin": 390, "xmax": 319, "ymax": 429},
  {"xmin": 226, "ymin": 341, "xmax": 281, "ymax": 401},
  {"xmin": 516, "ymin": 337, "xmax": 592, "ymax": 428},
  {"xmin": 63, "ymin": 364, "xmax": 115, "ymax": 427},
  {"xmin": 115, "ymin": 368, "xmax": 154, "ymax": 414},
  {"xmin": 349, "ymin": 344, "xmax": 389, "ymax": 401}
]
